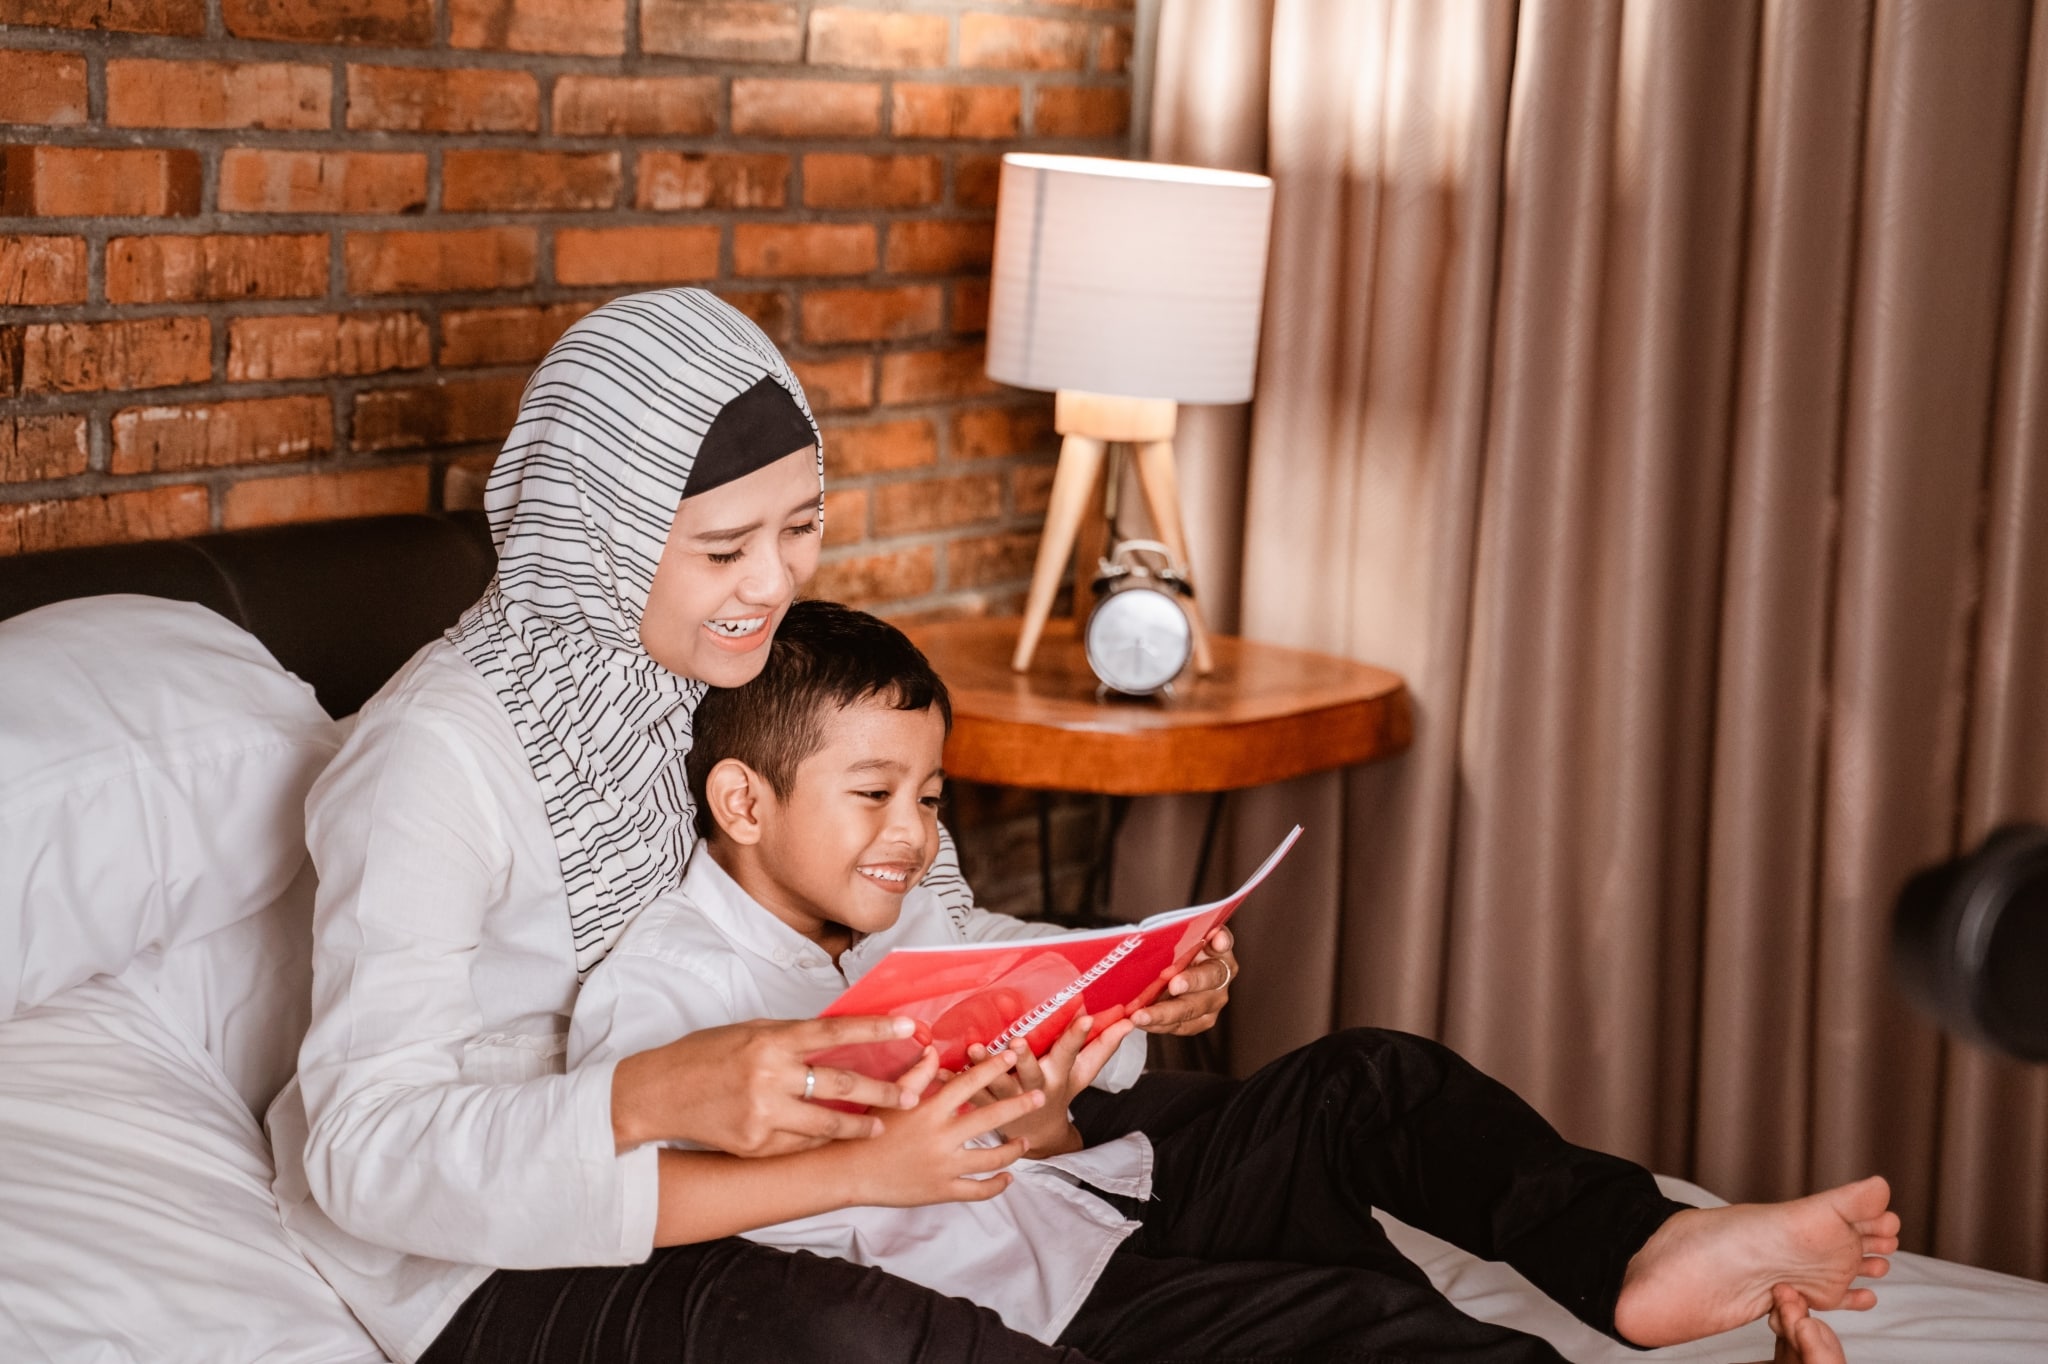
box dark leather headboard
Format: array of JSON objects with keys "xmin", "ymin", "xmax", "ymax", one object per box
[{"xmin": 0, "ymin": 513, "xmax": 497, "ymax": 717}]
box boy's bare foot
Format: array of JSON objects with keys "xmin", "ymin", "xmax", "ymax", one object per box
[{"xmin": 1612, "ymin": 1175, "xmax": 1898, "ymax": 1348}]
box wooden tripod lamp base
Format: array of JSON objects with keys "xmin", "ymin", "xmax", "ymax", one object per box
[{"xmin": 1011, "ymin": 390, "xmax": 1216, "ymax": 676}]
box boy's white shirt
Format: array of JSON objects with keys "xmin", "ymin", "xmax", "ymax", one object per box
[{"xmin": 569, "ymin": 847, "xmax": 1155, "ymax": 1345}]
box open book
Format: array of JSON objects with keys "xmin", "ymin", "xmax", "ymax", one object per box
[{"xmin": 811, "ymin": 825, "xmax": 1303, "ymax": 1081}]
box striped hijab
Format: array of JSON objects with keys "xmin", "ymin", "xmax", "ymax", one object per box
[{"xmin": 449, "ymin": 288, "xmax": 821, "ymax": 975}]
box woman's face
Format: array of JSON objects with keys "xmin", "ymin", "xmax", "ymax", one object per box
[{"xmin": 639, "ymin": 447, "xmax": 822, "ymax": 686}]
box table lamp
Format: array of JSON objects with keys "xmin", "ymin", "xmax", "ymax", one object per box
[{"xmin": 985, "ymin": 153, "xmax": 1275, "ymax": 675}]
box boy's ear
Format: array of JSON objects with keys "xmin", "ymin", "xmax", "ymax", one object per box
[{"xmin": 704, "ymin": 758, "xmax": 769, "ymax": 845}]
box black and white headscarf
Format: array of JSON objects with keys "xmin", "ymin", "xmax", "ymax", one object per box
[{"xmin": 449, "ymin": 288, "xmax": 821, "ymax": 975}]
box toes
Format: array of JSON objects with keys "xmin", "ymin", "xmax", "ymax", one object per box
[
  {"xmin": 1840, "ymin": 1287, "xmax": 1879, "ymax": 1311},
  {"xmin": 1854, "ymin": 1210, "xmax": 1902, "ymax": 1237},
  {"xmin": 1862, "ymin": 1234, "xmax": 1899, "ymax": 1255},
  {"xmin": 1861, "ymin": 1255, "xmax": 1892, "ymax": 1278}
]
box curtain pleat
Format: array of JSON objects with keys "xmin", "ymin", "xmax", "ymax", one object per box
[{"xmin": 1146, "ymin": 0, "xmax": 2048, "ymax": 1276}]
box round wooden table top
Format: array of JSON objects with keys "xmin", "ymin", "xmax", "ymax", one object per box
[{"xmin": 905, "ymin": 617, "xmax": 1413, "ymax": 796}]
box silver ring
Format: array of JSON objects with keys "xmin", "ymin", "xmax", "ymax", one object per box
[
  {"xmin": 802, "ymin": 1065, "xmax": 816, "ymax": 1102},
  {"xmin": 1219, "ymin": 959, "xmax": 1235, "ymax": 991}
]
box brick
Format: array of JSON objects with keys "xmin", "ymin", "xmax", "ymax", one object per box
[
  {"xmin": 802, "ymin": 154, "xmax": 943, "ymax": 210},
  {"xmin": 872, "ymin": 472, "xmax": 1002, "ymax": 536},
  {"xmin": 345, "ymin": 227, "xmax": 537, "ymax": 294},
  {"xmin": 822, "ymin": 417, "xmax": 936, "ymax": 475},
  {"xmin": 553, "ymin": 75, "xmax": 718, "ymax": 136},
  {"xmin": 952, "ymin": 277, "xmax": 990, "ymax": 333},
  {"xmin": 0, "ymin": 147, "xmax": 200, "ymax": 218},
  {"xmin": 0, "ymin": 236, "xmax": 87, "ymax": 305},
  {"xmin": 0, "ymin": 414, "xmax": 88, "ymax": 483},
  {"xmin": 789, "ymin": 355, "xmax": 873, "ymax": 413},
  {"xmin": 10, "ymin": 316, "xmax": 211, "ymax": 395},
  {"xmin": 346, "ymin": 65, "xmax": 538, "ymax": 132},
  {"xmin": 1011, "ymin": 460, "xmax": 1056, "ymax": 514},
  {"xmin": 451, "ymin": 0, "xmax": 626, "ymax": 55},
  {"xmin": 107, "ymin": 233, "xmax": 327, "ymax": 304},
  {"xmin": 440, "ymin": 301, "xmax": 596, "ymax": 368},
  {"xmin": 5, "ymin": 1, "xmax": 203, "ymax": 35},
  {"xmin": 642, "ymin": 1, "xmax": 801, "ymax": 61},
  {"xmin": 227, "ymin": 310, "xmax": 429, "ymax": 381},
  {"xmin": 891, "ymin": 84, "xmax": 1020, "ymax": 140},
  {"xmin": 947, "ymin": 529, "xmax": 1041, "ymax": 588},
  {"xmin": 110, "ymin": 395, "xmax": 333, "ymax": 474},
  {"xmin": 636, "ymin": 153, "xmax": 789, "ymax": 212},
  {"xmin": 443, "ymin": 151, "xmax": 619, "ymax": 212},
  {"xmin": 1096, "ymin": 23, "xmax": 1133, "ymax": 73},
  {"xmin": 0, "ymin": 486, "xmax": 208, "ymax": 558},
  {"xmin": 222, "ymin": 0, "xmax": 433, "ymax": 45},
  {"xmin": 960, "ymin": 14, "xmax": 1090, "ymax": 70},
  {"xmin": 352, "ymin": 376, "xmax": 525, "ymax": 452},
  {"xmin": 881, "ymin": 347, "xmax": 998, "ymax": 405},
  {"xmin": 219, "ymin": 149, "xmax": 426, "ymax": 215},
  {"xmin": 222, "ymin": 465, "xmax": 430, "ymax": 530},
  {"xmin": 1033, "ymin": 85, "xmax": 1128, "ymax": 138},
  {"xmin": 734, "ymin": 223, "xmax": 875, "ymax": 278},
  {"xmin": 952, "ymin": 403, "xmax": 1052, "ymax": 459},
  {"xmin": 801, "ymin": 284, "xmax": 942, "ymax": 344},
  {"xmin": 731, "ymin": 79, "xmax": 879, "ymax": 138},
  {"xmin": 821, "ymin": 488, "xmax": 866, "ymax": 545},
  {"xmin": 956, "ymin": 153, "xmax": 1001, "ymax": 209},
  {"xmin": 555, "ymin": 225, "xmax": 720, "ymax": 287},
  {"xmin": 0, "ymin": 50, "xmax": 89, "ymax": 126},
  {"xmin": 106, "ymin": 59, "xmax": 330, "ymax": 130},
  {"xmin": 442, "ymin": 451, "xmax": 494, "ymax": 510},
  {"xmin": 715, "ymin": 288, "xmax": 793, "ymax": 342},
  {"xmin": 807, "ymin": 8, "xmax": 947, "ymax": 70},
  {"xmin": 884, "ymin": 219, "xmax": 994, "ymax": 275},
  {"xmin": 811, "ymin": 545, "xmax": 935, "ymax": 605}
]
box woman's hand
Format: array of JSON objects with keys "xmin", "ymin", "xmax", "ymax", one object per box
[
  {"xmin": 1131, "ymin": 926, "xmax": 1237, "ymax": 1036},
  {"xmin": 613, "ymin": 1014, "xmax": 924, "ymax": 1156},
  {"xmin": 963, "ymin": 1015, "xmax": 1135, "ymax": 1158},
  {"xmin": 837, "ymin": 1049, "xmax": 1041, "ymax": 1208}
]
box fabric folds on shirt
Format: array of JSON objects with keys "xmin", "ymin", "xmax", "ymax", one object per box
[{"xmin": 446, "ymin": 288, "xmax": 822, "ymax": 977}]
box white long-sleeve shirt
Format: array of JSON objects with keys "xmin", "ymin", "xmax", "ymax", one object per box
[
  {"xmin": 568, "ymin": 848, "xmax": 1153, "ymax": 1344},
  {"xmin": 268, "ymin": 639, "xmax": 1139, "ymax": 1362}
]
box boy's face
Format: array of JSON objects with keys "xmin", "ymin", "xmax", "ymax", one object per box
[{"xmin": 749, "ymin": 698, "xmax": 948, "ymax": 946}]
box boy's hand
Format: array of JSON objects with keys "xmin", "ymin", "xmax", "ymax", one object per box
[
  {"xmin": 1132, "ymin": 926, "xmax": 1237, "ymax": 1036},
  {"xmin": 963, "ymin": 1014, "xmax": 1136, "ymax": 1159},
  {"xmin": 839, "ymin": 1049, "xmax": 1041, "ymax": 1208}
]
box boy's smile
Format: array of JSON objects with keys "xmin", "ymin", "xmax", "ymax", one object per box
[{"xmin": 709, "ymin": 697, "xmax": 948, "ymax": 959}]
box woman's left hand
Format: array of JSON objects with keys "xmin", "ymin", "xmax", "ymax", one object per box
[{"xmin": 1131, "ymin": 927, "xmax": 1237, "ymax": 1036}]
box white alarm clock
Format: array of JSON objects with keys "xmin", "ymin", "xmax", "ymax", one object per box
[{"xmin": 1083, "ymin": 540, "xmax": 1196, "ymax": 696}]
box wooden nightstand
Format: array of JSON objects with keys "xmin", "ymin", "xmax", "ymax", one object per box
[{"xmin": 907, "ymin": 616, "xmax": 1412, "ymax": 1071}]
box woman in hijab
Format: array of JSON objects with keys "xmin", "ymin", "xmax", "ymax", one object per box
[{"xmin": 271, "ymin": 288, "xmax": 1104, "ymax": 1363}]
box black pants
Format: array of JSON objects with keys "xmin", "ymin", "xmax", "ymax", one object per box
[{"xmin": 420, "ymin": 1030, "xmax": 1687, "ymax": 1364}]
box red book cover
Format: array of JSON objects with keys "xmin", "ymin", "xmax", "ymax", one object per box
[{"xmin": 810, "ymin": 826, "xmax": 1303, "ymax": 1082}]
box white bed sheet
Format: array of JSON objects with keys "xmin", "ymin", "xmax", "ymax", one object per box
[{"xmin": 1380, "ymin": 1175, "xmax": 2048, "ymax": 1363}]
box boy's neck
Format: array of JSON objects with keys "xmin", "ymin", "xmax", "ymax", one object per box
[{"xmin": 706, "ymin": 837, "xmax": 855, "ymax": 961}]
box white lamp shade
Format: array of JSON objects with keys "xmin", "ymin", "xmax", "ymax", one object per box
[{"xmin": 985, "ymin": 154, "xmax": 1275, "ymax": 405}]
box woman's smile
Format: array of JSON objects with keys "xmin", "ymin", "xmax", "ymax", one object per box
[{"xmin": 701, "ymin": 613, "xmax": 772, "ymax": 651}]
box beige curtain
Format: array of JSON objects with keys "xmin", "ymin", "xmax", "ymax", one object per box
[{"xmin": 1146, "ymin": 0, "xmax": 2048, "ymax": 1278}]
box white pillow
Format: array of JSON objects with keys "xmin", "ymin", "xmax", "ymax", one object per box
[
  {"xmin": 0, "ymin": 974, "xmax": 385, "ymax": 1363},
  {"xmin": 0, "ymin": 595, "xmax": 339, "ymax": 1019}
]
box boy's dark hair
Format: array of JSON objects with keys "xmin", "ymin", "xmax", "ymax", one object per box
[{"xmin": 685, "ymin": 599, "xmax": 953, "ymax": 839}]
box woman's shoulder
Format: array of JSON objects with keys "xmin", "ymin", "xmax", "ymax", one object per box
[{"xmin": 309, "ymin": 639, "xmax": 534, "ymax": 837}]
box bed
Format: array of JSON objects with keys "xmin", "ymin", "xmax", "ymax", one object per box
[{"xmin": 1, "ymin": 513, "xmax": 2042, "ymax": 1364}]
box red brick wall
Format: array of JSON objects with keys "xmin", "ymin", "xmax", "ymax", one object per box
[{"xmin": 0, "ymin": 0, "xmax": 1134, "ymax": 629}]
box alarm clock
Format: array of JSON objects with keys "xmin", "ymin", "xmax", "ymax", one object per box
[{"xmin": 1084, "ymin": 540, "xmax": 1196, "ymax": 696}]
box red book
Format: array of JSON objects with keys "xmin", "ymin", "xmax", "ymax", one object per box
[{"xmin": 811, "ymin": 826, "xmax": 1302, "ymax": 1082}]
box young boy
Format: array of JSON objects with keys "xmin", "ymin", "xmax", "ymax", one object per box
[{"xmin": 570, "ymin": 601, "xmax": 1884, "ymax": 1364}]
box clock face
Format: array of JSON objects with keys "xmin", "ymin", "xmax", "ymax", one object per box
[{"xmin": 1085, "ymin": 585, "xmax": 1193, "ymax": 694}]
